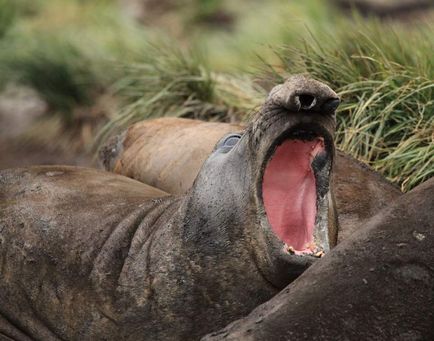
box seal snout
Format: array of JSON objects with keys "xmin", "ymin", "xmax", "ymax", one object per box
[
  {"xmin": 259, "ymin": 75, "xmax": 339, "ymax": 260},
  {"xmin": 268, "ymin": 75, "xmax": 340, "ymax": 114}
]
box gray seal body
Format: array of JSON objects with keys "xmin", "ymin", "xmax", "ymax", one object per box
[{"xmin": 0, "ymin": 76, "xmax": 339, "ymax": 340}]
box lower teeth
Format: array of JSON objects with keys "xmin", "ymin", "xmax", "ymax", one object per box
[
  {"xmin": 314, "ymin": 251, "xmax": 325, "ymax": 258},
  {"xmin": 284, "ymin": 243, "xmax": 325, "ymax": 258},
  {"xmin": 285, "ymin": 245, "xmax": 295, "ymax": 254}
]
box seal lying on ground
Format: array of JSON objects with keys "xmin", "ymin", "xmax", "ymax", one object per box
[
  {"xmin": 0, "ymin": 76, "xmax": 339, "ymax": 340},
  {"xmin": 100, "ymin": 118, "xmax": 401, "ymax": 242},
  {"xmin": 99, "ymin": 118, "xmax": 243, "ymax": 194},
  {"xmin": 203, "ymin": 177, "xmax": 434, "ymax": 341}
]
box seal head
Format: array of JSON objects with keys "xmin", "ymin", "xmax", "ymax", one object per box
[
  {"xmin": 191, "ymin": 75, "xmax": 338, "ymax": 288},
  {"xmin": 0, "ymin": 76, "xmax": 339, "ymax": 340}
]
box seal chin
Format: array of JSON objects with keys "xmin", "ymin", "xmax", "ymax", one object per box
[{"xmin": 261, "ymin": 125, "xmax": 332, "ymax": 258}]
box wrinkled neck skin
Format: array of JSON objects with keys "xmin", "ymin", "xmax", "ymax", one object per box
[
  {"xmin": 0, "ymin": 77, "xmax": 338, "ymax": 341},
  {"xmin": 132, "ymin": 77, "xmax": 336, "ymax": 339},
  {"xmin": 134, "ymin": 97, "xmax": 336, "ymax": 339},
  {"xmin": 181, "ymin": 106, "xmax": 335, "ymax": 291}
]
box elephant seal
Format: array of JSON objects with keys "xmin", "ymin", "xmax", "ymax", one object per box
[
  {"xmin": 99, "ymin": 118, "xmax": 401, "ymax": 242},
  {"xmin": 203, "ymin": 177, "xmax": 434, "ymax": 341},
  {"xmin": 0, "ymin": 75, "xmax": 339, "ymax": 340},
  {"xmin": 202, "ymin": 178, "xmax": 434, "ymax": 341}
]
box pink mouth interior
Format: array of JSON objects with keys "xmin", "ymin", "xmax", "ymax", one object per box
[{"xmin": 262, "ymin": 138, "xmax": 325, "ymax": 254}]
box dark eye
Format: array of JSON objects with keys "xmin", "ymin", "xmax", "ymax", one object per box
[{"xmin": 216, "ymin": 133, "xmax": 242, "ymax": 153}]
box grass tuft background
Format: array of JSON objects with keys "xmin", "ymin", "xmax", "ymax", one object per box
[{"xmin": 0, "ymin": 0, "xmax": 432, "ymax": 191}]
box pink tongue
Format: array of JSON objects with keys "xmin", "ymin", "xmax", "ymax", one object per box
[{"xmin": 262, "ymin": 139, "xmax": 324, "ymax": 252}]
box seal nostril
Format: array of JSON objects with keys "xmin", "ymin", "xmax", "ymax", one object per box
[
  {"xmin": 323, "ymin": 98, "xmax": 340, "ymax": 114},
  {"xmin": 297, "ymin": 94, "xmax": 316, "ymax": 110}
]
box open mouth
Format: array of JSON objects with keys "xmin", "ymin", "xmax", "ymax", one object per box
[{"xmin": 261, "ymin": 127, "xmax": 331, "ymax": 256}]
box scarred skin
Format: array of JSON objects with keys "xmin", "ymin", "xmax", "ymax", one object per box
[
  {"xmin": 100, "ymin": 118, "xmax": 401, "ymax": 242},
  {"xmin": 202, "ymin": 178, "xmax": 434, "ymax": 341},
  {"xmin": 0, "ymin": 76, "xmax": 339, "ymax": 341}
]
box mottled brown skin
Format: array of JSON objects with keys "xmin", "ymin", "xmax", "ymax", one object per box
[
  {"xmin": 100, "ymin": 118, "xmax": 401, "ymax": 242},
  {"xmin": 203, "ymin": 178, "xmax": 434, "ymax": 341},
  {"xmin": 0, "ymin": 76, "xmax": 339, "ymax": 340},
  {"xmin": 100, "ymin": 119, "xmax": 242, "ymax": 194}
]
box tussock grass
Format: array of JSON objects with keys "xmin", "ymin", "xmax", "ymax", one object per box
[
  {"xmin": 0, "ymin": 0, "xmax": 16, "ymax": 39},
  {"xmin": 95, "ymin": 41, "xmax": 265, "ymax": 146},
  {"xmin": 190, "ymin": 0, "xmax": 335, "ymax": 71},
  {"xmin": 104, "ymin": 17, "xmax": 433, "ymax": 191},
  {"xmin": 2, "ymin": 0, "xmax": 431, "ymax": 190},
  {"xmin": 0, "ymin": 0, "xmax": 148, "ymax": 122},
  {"xmin": 0, "ymin": 36, "xmax": 100, "ymax": 122},
  {"xmin": 271, "ymin": 18, "xmax": 433, "ymax": 191}
]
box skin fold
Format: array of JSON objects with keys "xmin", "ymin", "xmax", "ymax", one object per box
[
  {"xmin": 1, "ymin": 76, "xmax": 338, "ymax": 340},
  {"xmin": 100, "ymin": 118, "xmax": 401, "ymax": 243},
  {"xmin": 202, "ymin": 178, "xmax": 434, "ymax": 341}
]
